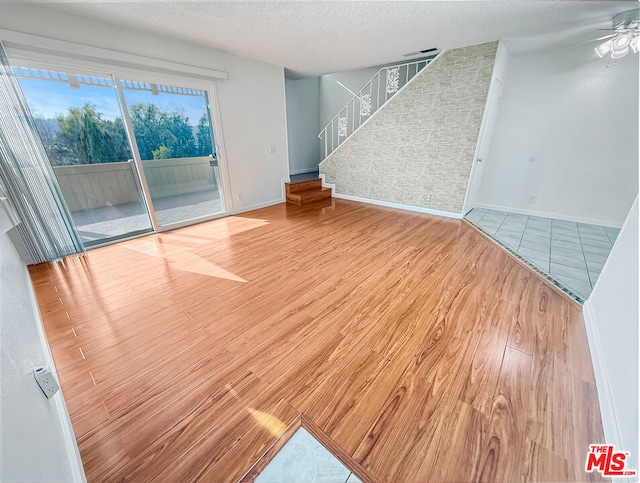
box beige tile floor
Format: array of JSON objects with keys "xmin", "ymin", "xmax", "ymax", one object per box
[
  {"xmin": 256, "ymin": 428, "xmax": 361, "ymax": 483},
  {"xmin": 466, "ymin": 208, "xmax": 620, "ymax": 302}
]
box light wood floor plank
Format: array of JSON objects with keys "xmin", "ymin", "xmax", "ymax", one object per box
[{"xmin": 29, "ymin": 199, "xmax": 605, "ymax": 482}]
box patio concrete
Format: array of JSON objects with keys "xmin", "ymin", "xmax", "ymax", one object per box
[{"xmin": 70, "ymin": 189, "xmax": 223, "ymax": 245}]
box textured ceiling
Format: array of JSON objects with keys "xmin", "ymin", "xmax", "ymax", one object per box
[{"xmin": 45, "ymin": 1, "xmax": 636, "ymax": 77}]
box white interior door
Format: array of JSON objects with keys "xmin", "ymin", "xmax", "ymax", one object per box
[{"xmin": 464, "ymin": 77, "xmax": 504, "ymax": 214}]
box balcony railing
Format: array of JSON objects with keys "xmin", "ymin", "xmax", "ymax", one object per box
[
  {"xmin": 52, "ymin": 157, "xmax": 217, "ymax": 212},
  {"xmin": 142, "ymin": 157, "xmax": 217, "ymax": 199},
  {"xmin": 318, "ymin": 58, "xmax": 437, "ymax": 162}
]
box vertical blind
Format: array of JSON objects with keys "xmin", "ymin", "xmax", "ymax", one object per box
[{"xmin": 0, "ymin": 41, "xmax": 83, "ymax": 263}]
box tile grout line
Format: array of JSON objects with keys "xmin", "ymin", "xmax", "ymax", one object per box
[
  {"xmin": 514, "ymin": 215, "xmax": 527, "ymax": 254},
  {"xmin": 548, "ymin": 219, "xmax": 553, "ymax": 274},
  {"xmin": 473, "ymin": 209, "xmax": 488, "ymax": 225},
  {"xmin": 603, "ymin": 227, "xmax": 616, "ymax": 246},
  {"xmin": 496, "ymin": 212, "xmax": 526, "ymax": 250},
  {"xmin": 516, "ymin": 214, "xmax": 530, "ymax": 253},
  {"xmin": 493, "ymin": 210, "xmax": 508, "ymax": 236},
  {"xmin": 575, "ymin": 224, "xmax": 595, "ymax": 290}
]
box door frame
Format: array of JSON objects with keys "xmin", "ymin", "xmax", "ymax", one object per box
[
  {"xmin": 462, "ymin": 75, "xmax": 504, "ymax": 215},
  {"xmin": 462, "ymin": 42, "xmax": 509, "ymax": 216}
]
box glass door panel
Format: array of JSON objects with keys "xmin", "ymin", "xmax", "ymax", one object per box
[
  {"xmin": 13, "ymin": 65, "xmax": 153, "ymax": 246},
  {"xmin": 120, "ymin": 80, "xmax": 224, "ymax": 227}
]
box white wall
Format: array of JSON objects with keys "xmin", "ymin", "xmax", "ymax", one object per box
[
  {"xmin": 285, "ymin": 77, "xmax": 321, "ymax": 174},
  {"xmin": 215, "ymin": 54, "xmax": 289, "ymax": 210},
  {"xmin": 583, "ymin": 196, "xmax": 638, "ymax": 473},
  {"xmin": 0, "ymin": 3, "xmax": 290, "ymax": 213},
  {"xmin": 477, "ymin": 45, "xmax": 638, "ymax": 227},
  {"xmin": 1, "ymin": 206, "xmax": 85, "ymax": 482}
]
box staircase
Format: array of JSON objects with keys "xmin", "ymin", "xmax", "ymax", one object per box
[
  {"xmin": 286, "ymin": 56, "xmax": 439, "ymax": 207},
  {"xmin": 318, "ymin": 55, "xmax": 439, "ymax": 162},
  {"xmin": 285, "ymin": 178, "xmax": 332, "ymax": 206}
]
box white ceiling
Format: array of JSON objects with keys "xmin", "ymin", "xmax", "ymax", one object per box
[{"xmin": 46, "ymin": 1, "xmax": 637, "ymax": 77}]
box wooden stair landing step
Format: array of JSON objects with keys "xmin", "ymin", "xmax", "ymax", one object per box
[{"xmin": 285, "ymin": 178, "xmax": 332, "ymax": 206}]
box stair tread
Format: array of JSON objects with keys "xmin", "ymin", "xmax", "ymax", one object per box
[
  {"xmin": 285, "ymin": 178, "xmax": 322, "ymax": 194},
  {"xmin": 286, "ymin": 186, "xmax": 332, "ymax": 206}
]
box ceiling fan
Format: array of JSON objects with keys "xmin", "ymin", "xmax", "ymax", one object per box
[{"xmin": 592, "ymin": 9, "xmax": 640, "ymax": 64}]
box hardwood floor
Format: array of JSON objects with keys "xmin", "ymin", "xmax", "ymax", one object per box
[{"xmin": 29, "ymin": 199, "xmax": 606, "ymax": 482}]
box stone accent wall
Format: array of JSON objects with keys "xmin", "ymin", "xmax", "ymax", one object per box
[{"xmin": 320, "ymin": 42, "xmax": 498, "ymax": 214}]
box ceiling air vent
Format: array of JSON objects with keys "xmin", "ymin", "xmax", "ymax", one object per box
[{"xmin": 403, "ymin": 48, "xmax": 439, "ymax": 57}]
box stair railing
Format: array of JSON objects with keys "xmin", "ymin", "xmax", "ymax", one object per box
[{"xmin": 318, "ymin": 57, "xmax": 437, "ymax": 161}]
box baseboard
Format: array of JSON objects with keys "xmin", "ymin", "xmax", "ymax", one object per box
[
  {"xmin": 474, "ymin": 203, "xmax": 623, "ymax": 228},
  {"xmin": 289, "ymin": 167, "xmax": 319, "ymax": 175},
  {"xmin": 328, "ymin": 190, "xmax": 462, "ymax": 219},
  {"xmin": 26, "ymin": 265, "xmax": 87, "ymax": 483},
  {"xmin": 232, "ymin": 197, "xmax": 285, "ymax": 215},
  {"xmin": 582, "ymin": 300, "xmax": 626, "ymax": 469}
]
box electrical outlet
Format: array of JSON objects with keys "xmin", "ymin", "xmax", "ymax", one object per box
[
  {"xmin": 528, "ymin": 194, "xmax": 537, "ymax": 204},
  {"xmin": 426, "ymin": 194, "xmax": 432, "ymax": 202},
  {"xmin": 33, "ymin": 366, "xmax": 60, "ymax": 399},
  {"xmin": 269, "ymin": 145, "xmax": 276, "ymax": 154},
  {"xmin": 237, "ymin": 193, "xmax": 243, "ymax": 201}
]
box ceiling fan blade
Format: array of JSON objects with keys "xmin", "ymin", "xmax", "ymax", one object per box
[
  {"xmin": 593, "ymin": 33, "xmax": 617, "ymax": 41},
  {"xmin": 572, "ymin": 33, "xmax": 616, "ymax": 47}
]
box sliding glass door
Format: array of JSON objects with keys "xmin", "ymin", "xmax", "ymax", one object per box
[
  {"xmin": 12, "ymin": 62, "xmax": 226, "ymax": 246},
  {"xmin": 13, "ymin": 65, "xmax": 153, "ymax": 246},
  {"xmin": 119, "ymin": 79, "xmax": 224, "ymax": 227}
]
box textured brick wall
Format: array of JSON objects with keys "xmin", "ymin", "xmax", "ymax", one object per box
[{"xmin": 320, "ymin": 42, "xmax": 498, "ymax": 214}]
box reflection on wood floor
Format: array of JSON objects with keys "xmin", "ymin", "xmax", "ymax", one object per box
[{"xmin": 29, "ymin": 199, "xmax": 606, "ymax": 483}]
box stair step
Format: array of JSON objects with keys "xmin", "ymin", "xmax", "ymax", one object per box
[
  {"xmin": 286, "ymin": 187, "xmax": 332, "ymax": 206},
  {"xmin": 285, "ymin": 178, "xmax": 322, "ymax": 194}
]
